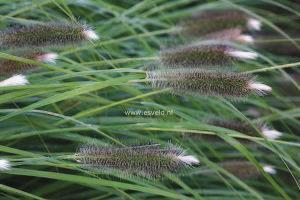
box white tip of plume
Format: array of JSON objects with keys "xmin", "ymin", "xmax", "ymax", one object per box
[
  {"xmin": 74, "ymin": 153, "xmax": 82, "ymax": 163},
  {"xmin": 37, "ymin": 53, "xmax": 58, "ymax": 64},
  {"xmin": 178, "ymin": 155, "xmax": 199, "ymax": 165},
  {"xmin": 0, "ymin": 159, "xmax": 11, "ymax": 171},
  {"xmin": 0, "ymin": 75, "xmax": 29, "ymax": 87},
  {"xmin": 227, "ymin": 50, "xmax": 258, "ymax": 60},
  {"xmin": 236, "ymin": 35, "xmax": 254, "ymax": 43},
  {"xmin": 83, "ymin": 29, "xmax": 99, "ymax": 40},
  {"xmin": 247, "ymin": 18, "xmax": 262, "ymax": 31},
  {"xmin": 261, "ymin": 125, "xmax": 282, "ymax": 140},
  {"xmin": 248, "ymin": 81, "xmax": 272, "ymax": 95},
  {"xmin": 263, "ymin": 165, "xmax": 276, "ymax": 174}
]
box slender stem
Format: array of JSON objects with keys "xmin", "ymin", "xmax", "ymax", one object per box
[
  {"xmin": 83, "ymin": 56, "xmax": 160, "ymax": 66},
  {"xmin": 244, "ymin": 62, "xmax": 300, "ymax": 74},
  {"xmin": 11, "ymin": 154, "xmax": 75, "ymax": 162},
  {"xmin": 128, "ymin": 79, "xmax": 148, "ymax": 83},
  {"xmin": 255, "ymin": 38, "xmax": 300, "ymax": 43}
]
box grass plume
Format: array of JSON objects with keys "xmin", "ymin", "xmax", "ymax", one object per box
[
  {"xmin": 160, "ymin": 45, "xmax": 236, "ymax": 68},
  {"xmin": 185, "ymin": 119, "xmax": 282, "ymax": 143},
  {"xmin": 180, "ymin": 9, "xmax": 261, "ymax": 37},
  {"xmin": 147, "ymin": 68, "xmax": 271, "ymax": 97},
  {"xmin": 203, "ymin": 28, "xmax": 254, "ymax": 44},
  {"xmin": 219, "ymin": 160, "xmax": 276, "ymax": 179},
  {"xmin": 75, "ymin": 143, "xmax": 199, "ymax": 178},
  {"xmin": 210, "ymin": 120, "xmax": 283, "ymax": 139},
  {"xmin": 0, "ymin": 22, "xmax": 99, "ymax": 48},
  {"xmin": 0, "ymin": 51, "xmax": 58, "ymax": 77},
  {"xmin": 159, "ymin": 44, "xmax": 257, "ymax": 68}
]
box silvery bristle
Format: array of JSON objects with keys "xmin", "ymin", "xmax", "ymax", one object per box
[
  {"xmin": 0, "ymin": 74, "xmax": 28, "ymax": 87},
  {"xmin": 0, "ymin": 159, "xmax": 11, "ymax": 171},
  {"xmin": 261, "ymin": 125, "xmax": 282, "ymax": 140}
]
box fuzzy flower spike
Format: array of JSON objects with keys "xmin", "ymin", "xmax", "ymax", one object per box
[
  {"xmin": 180, "ymin": 9, "xmax": 262, "ymax": 37},
  {"xmin": 204, "ymin": 28, "xmax": 254, "ymax": 44},
  {"xmin": 0, "ymin": 159, "xmax": 11, "ymax": 171},
  {"xmin": 0, "ymin": 22, "xmax": 99, "ymax": 48},
  {"xmin": 220, "ymin": 160, "xmax": 276, "ymax": 179},
  {"xmin": 0, "ymin": 51, "xmax": 58, "ymax": 76},
  {"xmin": 207, "ymin": 119, "xmax": 282, "ymax": 140},
  {"xmin": 160, "ymin": 44, "xmax": 257, "ymax": 69},
  {"xmin": 75, "ymin": 143, "xmax": 199, "ymax": 178},
  {"xmin": 147, "ymin": 68, "xmax": 272, "ymax": 98}
]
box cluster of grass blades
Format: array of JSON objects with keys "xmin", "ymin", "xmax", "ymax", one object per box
[{"xmin": 0, "ymin": 0, "xmax": 300, "ymax": 200}]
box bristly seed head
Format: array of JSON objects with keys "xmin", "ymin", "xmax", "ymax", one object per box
[
  {"xmin": 160, "ymin": 45, "xmax": 237, "ymax": 68},
  {"xmin": 208, "ymin": 119, "xmax": 258, "ymax": 136},
  {"xmin": 0, "ymin": 22, "xmax": 99, "ymax": 48},
  {"xmin": 75, "ymin": 143, "xmax": 199, "ymax": 178},
  {"xmin": 0, "ymin": 74, "xmax": 28, "ymax": 87},
  {"xmin": 203, "ymin": 28, "xmax": 254, "ymax": 44},
  {"xmin": 0, "ymin": 159, "xmax": 11, "ymax": 171},
  {"xmin": 147, "ymin": 68, "xmax": 270, "ymax": 98},
  {"xmin": 185, "ymin": 120, "xmax": 282, "ymax": 143},
  {"xmin": 0, "ymin": 51, "xmax": 58, "ymax": 76},
  {"xmin": 208, "ymin": 119, "xmax": 281, "ymax": 140},
  {"xmin": 180, "ymin": 9, "xmax": 262, "ymax": 37},
  {"xmin": 220, "ymin": 160, "xmax": 276, "ymax": 179},
  {"xmin": 160, "ymin": 44, "xmax": 258, "ymax": 69}
]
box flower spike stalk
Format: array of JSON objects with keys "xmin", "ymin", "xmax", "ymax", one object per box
[
  {"xmin": 75, "ymin": 143, "xmax": 199, "ymax": 178},
  {"xmin": 0, "ymin": 51, "xmax": 58, "ymax": 76},
  {"xmin": 0, "ymin": 22, "xmax": 99, "ymax": 48},
  {"xmin": 147, "ymin": 68, "xmax": 272, "ymax": 97}
]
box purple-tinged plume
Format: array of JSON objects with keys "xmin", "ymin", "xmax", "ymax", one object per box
[
  {"xmin": 0, "ymin": 22, "xmax": 99, "ymax": 48},
  {"xmin": 180, "ymin": 9, "xmax": 262, "ymax": 37},
  {"xmin": 147, "ymin": 68, "xmax": 271, "ymax": 97},
  {"xmin": 0, "ymin": 51, "xmax": 58, "ymax": 76},
  {"xmin": 159, "ymin": 44, "xmax": 257, "ymax": 68},
  {"xmin": 75, "ymin": 143, "xmax": 199, "ymax": 178}
]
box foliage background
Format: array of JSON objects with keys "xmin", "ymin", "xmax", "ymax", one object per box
[{"xmin": 0, "ymin": 0, "xmax": 299, "ymax": 199}]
